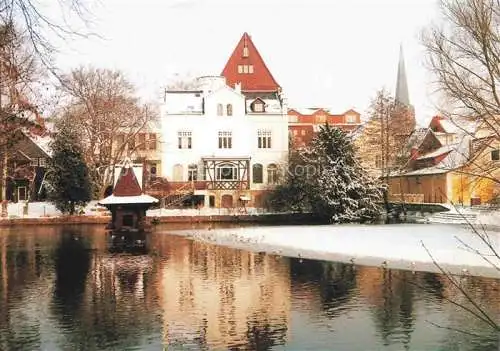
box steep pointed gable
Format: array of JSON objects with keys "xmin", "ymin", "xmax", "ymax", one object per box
[
  {"xmin": 113, "ymin": 166, "xmax": 143, "ymax": 196},
  {"xmin": 221, "ymin": 32, "xmax": 280, "ymax": 92}
]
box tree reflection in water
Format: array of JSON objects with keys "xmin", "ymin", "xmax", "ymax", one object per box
[{"xmin": 52, "ymin": 230, "xmax": 91, "ymax": 320}]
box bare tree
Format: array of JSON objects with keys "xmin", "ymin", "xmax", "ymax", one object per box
[
  {"xmin": 356, "ymin": 89, "xmax": 416, "ymax": 180},
  {"xmin": 0, "ymin": 0, "xmax": 95, "ymax": 71},
  {"xmin": 0, "ymin": 22, "xmax": 45, "ymax": 217},
  {"xmin": 422, "ymin": 0, "xmax": 500, "ymax": 336},
  {"xmin": 59, "ymin": 66, "xmax": 156, "ymax": 196},
  {"xmin": 422, "ymin": 0, "xmax": 500, "ymax": 138}
]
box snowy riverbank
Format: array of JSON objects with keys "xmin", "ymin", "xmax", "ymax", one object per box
[
  {"xmin": 5, "ymin": 201, "xmax": 275, "ymax": 219},
  {"xmin": 168, "ymin": 223, "xmax": 500, "ymax": 279}
]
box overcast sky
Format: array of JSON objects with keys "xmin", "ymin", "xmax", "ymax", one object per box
[{"xmin": 54, "ymin": 0, "xmax": 441, "ymax": 125}]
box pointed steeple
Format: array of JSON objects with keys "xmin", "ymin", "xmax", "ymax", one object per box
[
  {"xmin": 395, "ymin": 44, "xmax": 410, "ymax": 107},
  {"xmin": 221, "ymin": 32, "xmax": 280, "ymax": 92}
]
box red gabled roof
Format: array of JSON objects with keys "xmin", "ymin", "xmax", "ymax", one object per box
[
  {"xmin": 113, "ymin": 166, "xmax": 142, "ymax": 196},
  {"xmin": 221, "ymin": 32, "xmax": 280, "ymax": 92}
]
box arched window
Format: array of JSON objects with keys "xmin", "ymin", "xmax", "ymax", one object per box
[
  {"xmin": 217, "ymin": 103, "xmax": 223, "ymax": 116},
  {"xmin": 267, "ymin": 163, "xmax": 279, "ymax": 184},
  {"xmin": 173, "ymin": 164, "xmax": 183, "ymax": 181},
  {"xmin": 216, "ymin": 163, "xmax": 237, "ymax": 181},
  {"xmin": 252, "ymin": 163, "xmax": 263, "ymax": 184},
  {"xmin": 226, "ymin": 104, "xmax": 233, "ymax": 116}
]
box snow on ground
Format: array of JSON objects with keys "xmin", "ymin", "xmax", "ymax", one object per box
[
  {"xmin": 167, "ymin": 223, "xmax": 500, "ymax": 279},
  {"xmin": 5, "ymin": 201, "xmax": 273, "ymax": 218}
]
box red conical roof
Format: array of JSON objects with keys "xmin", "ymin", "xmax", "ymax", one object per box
[
  {"xmin": 221, "ymin": 32, "xmax": 280, "ymax": 92},
  {"xmin": 113, "ymin": 166, "xmax": 142, "ymax": 196}
]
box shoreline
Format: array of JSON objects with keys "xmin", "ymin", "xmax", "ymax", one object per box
[
  {"xmin": 0, "ymin": 212, "xmax": 319, "ymax": 226},
  {"xmin": 165, "ymin": 224, "xmax": 500, "ymax": 279}
]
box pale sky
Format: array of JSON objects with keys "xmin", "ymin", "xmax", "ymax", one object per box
[{"xmin": 54, "ymin": 0, "xmax": 441, "ymax": 125}]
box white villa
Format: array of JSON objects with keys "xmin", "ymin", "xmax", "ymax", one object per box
[{"xmin": 160, "ymin": 75, "xmax": 289, "ymax": 209}]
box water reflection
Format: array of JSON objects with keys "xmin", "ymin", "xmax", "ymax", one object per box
[
  {"xmin": 154, "ymin": 235, "xmax": 290, "ymax": 350},
  {"xmin": 0, "ymin": 224, "xmax": 498, "ymax": 350}
]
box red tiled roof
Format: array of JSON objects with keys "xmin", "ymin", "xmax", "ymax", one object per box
[
  {"xmin": 221, "ymin": 32, "xmax": 280, "ymax": 92},
  {"xmin": 113, "ymin": 167, "xmax": 142, "ymax": 196}
]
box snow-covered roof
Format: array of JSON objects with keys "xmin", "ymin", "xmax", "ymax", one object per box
[
  {"xmin": 27, "ymin": 133, "xmax": 52, "ymax": 157},
  {"xmin": 416, "ymin": 143, "xmax": 457, "ymax": 160},
  {"xmin": 437, "ymin": 116, "xmax": 478, "ymax": 135},
  {"xmin": 98, "ymin": 194, "xmax": 159, "ymax": 205},
  {"xmin": 396, "ymin": 135, "xmax": 471, "ymax": 177},
  {"xmin": 164, "ymin": 91, "xmax": 204, "ymax": 114},
  {"xmin": 406, "ymin": 128, "xmax": 430, "ymax": 150}
]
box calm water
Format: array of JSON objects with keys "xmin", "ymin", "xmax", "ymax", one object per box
[{"xmin": 0, "ymin": 223, "xmax": 499, "ymax": 351}]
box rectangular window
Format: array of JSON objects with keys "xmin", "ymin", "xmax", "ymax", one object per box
[
  {"xmin": 116, "ymin": 134, "xmax": 125, "ymax": 147},
  {"xmin": 178, "ymin": 131, "xmax": 192, "ymax": 149},
  {"xmin": 375, "ymin": 154, "xmax": 382, "ymax": 168},
  {"xmin": 492, "ymin": 149, "xmax": 500, "ymax": 161},
  {"xmin": 346, "ymin": 114, "xmax": 357, "ymax": 123},
  {"xmin": 218, "ymin": 131, "xmax": 232, "ymax": 149},
  {"xmin": 257, "ymin": 130, "xmax": 272, "ymax": 149},
  {"xmin": 149, "ymin": 133, "xmax": 157, "ymax": 150},
  {"xmin": 253, "ymin": 102, "xmax": 264, "ymax": 112},
  {"xmin": 188, "ymin": 165, "xmax": 198, "ymax": 181},
  {"xmin": 138, "ymin": 133, "xmax": 146, "ymax": 150},
  {"xmin": 243, "ymin": 47, "xmax": 249, "ymax": 57},
  {"xmin": 243, "ymin": 65, "xmax": 249, "ymax": 73},
  {"xmin": 249, "ymin": 65, "xmax": 254, "ymax": 73},
  {"xmin": 238, "ymin": 65, "xmax": 243, "ymax": 74}
]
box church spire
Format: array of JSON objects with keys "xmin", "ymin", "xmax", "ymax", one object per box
[{"xmin": 395, "ymin": 44, "xmax": 410, "ymax": 107}]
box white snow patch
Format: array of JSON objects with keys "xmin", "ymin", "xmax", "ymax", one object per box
[{"xmin": 168, "ymin": 223, "xmax": 500, "ymax": 279}]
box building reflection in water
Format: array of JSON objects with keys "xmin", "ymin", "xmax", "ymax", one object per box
[
  {"xmin": 0, "ymin": 224, "xmax": 499, "ymax": 350},
  {"xmin": 153, "ymin": 234, "xmax": 291, "ymax": 350}
]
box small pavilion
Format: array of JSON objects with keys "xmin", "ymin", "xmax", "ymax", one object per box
[{"xmin": 98, "ymin": 161, "xmax": 158, "ymax": 233}]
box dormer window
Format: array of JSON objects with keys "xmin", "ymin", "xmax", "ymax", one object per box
[
  {"xmin": 243, "ymin": 46, "xmax": 249, "ymax": 57},
  {"xmin": 251, "ymin": 98, "xmax": 265, "ymax": 113}
]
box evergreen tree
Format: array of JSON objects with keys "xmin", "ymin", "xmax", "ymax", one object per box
[
  {"xmin": 46, "ymin": 120, "xmax": 92, "ymax": 215},
  {"xmin": 270, "ymin": 124, "xmax": 382, "ymax": 223}
]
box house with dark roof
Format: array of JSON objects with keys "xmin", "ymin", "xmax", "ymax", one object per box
[{"xmin": 1, "ymin": 115, "xmax": 52, "ymax": 203}]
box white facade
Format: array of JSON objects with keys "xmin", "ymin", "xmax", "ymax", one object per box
[{"xmin": 160, "ymin": 76, "xmax": 288, "ymax": 202}]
